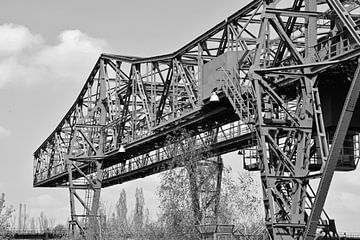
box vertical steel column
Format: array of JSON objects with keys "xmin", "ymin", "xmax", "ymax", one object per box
[
  {"xmin": 304, "ymin": 60, "xmax": 360, "ymax": 239},
  {"xmin": 199, "ymin": 155, "xmax": 223, "ymax": 225},
  {"xmin": 87, "ymin": 59, "xmax": 107, "ymax": 240},
  {"xmin": 87, "ymin": 161, "xmax": 103, "ymax": 240},
  {"xmin": 250, "ymin": 3, "xmax": 274, "ymax": 235},
  {"xmin": 67, "ymin": 133, "xmax": 83, "ymax": 237},
  {"xmin": 66, "ymin": 59, "xmax": 108, "ymax": 240},
  {"xmin": 213, "ymin": 156, "xmax": 223, "ymax": 224},
  {"xmin": 250, "ymin": 1, "xmax": 315, "ymax": 239}
]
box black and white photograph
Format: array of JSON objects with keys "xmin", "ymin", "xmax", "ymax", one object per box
[{"xmin": 0, "ymin": 0, "xmax": 360, "ymax": 239}]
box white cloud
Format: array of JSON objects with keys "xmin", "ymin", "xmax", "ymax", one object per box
[
  {"xmin": 0, "ymin": 125, "xmax": 11, "ymax": 139},
  {"xmin": 34, "ymin": 30, "xmax": 108, "ymax": 82},
  {"xmin": 0, "ymin": 23, "xmax": 42, "ymax": 57},
  {"xmin": 0, "ymin": 24, "xmax": 109, "ymax": 88}
]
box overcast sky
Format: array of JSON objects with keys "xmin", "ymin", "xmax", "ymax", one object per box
[{"xmin": 0, "ymin": 0, "xmax": 359, "ymax": 232}]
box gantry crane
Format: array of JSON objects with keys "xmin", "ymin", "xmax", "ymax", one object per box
[{"xmin": 33, "ymin": 0, "xmax": 360, "ymax": 239}]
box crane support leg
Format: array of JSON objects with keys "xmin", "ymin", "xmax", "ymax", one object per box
[
  {"xmin": 67, "ymin": 159, "xmax": 103, "ymax": 240},
  {"xmin": 304, "ymin": 59, "xmax": 360, "ymax": 239}
]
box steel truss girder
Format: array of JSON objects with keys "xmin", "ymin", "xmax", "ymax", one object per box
[{"xmin": 33, "ymin": 0, "xmax": 264, "ymax": 188}]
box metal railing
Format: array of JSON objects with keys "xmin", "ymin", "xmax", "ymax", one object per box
[
  {"xmin": 220, "ymin": 66, "xmax": 255, "ymax": 124},
  {"xmin": 339, "ymin": 232, "xmax": 360, "ymax": 239},
  {"xmin": 1, "ymin": 229, "xmax": 67, "ymax": 237},
  {"xmin": 102, "ymin": 121, "xmax": 253, "ymax": 181},
  {"xmin": 312, "ymin": 31, "xmax": 355, "ymax": 62}
]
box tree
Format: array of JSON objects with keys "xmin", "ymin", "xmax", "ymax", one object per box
[
  {"xmin": 53, "ymin": 224, "xmax": 66, "ymax": 233},
  {"xmin": 164, "ymin": 130, "xmax": 220, "ymax": 224},
  {"xmin": 99, "ymin": 188, "xmax": 147, "ymax": 240},
  {"xmin": 30, "ymin": 217, "xmax": 36, "ymax": 232},
  {"xmin": 0, "ymin": 193, "xmax": 14, "ymax": 233},
  {"xmin": 142, "ymin": 221, "xmax": 165, "ymax": 240},
  {"xmin": 102, "ymin": 189, "xmax": 131, "ymax": 239},
  {"xmin": 157, "ymin": 158, "xmax": 264, "ymax": 238},
  {"xmin": 157, "ymin": 168, "xmax": 197, "ymax": 240},
  {"xmin": 218, "ymin": 169, "xmax": 264, "ymax": 233},
  {"xmin": 115, "ymin": 189, "xmax": 128, "ymax": 229},
  {"xmin": 98, "ymin": 201, "xmax": 108, "ymax": 239},
  {"xmin": 155, "ymin": 129, "xmax": 225, "ymax": 239},
  {"xmin": 37, "ymin": 212, "xmax": 54, "ymax": 231},
  {"xmin": 133, "ymin": 188, "xmax": 145, "ymax": 233}
]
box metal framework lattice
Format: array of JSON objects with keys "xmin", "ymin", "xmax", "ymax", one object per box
[{"xmin": 33, "ymin": 0, "xmax": 360, "ymax": 239}]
